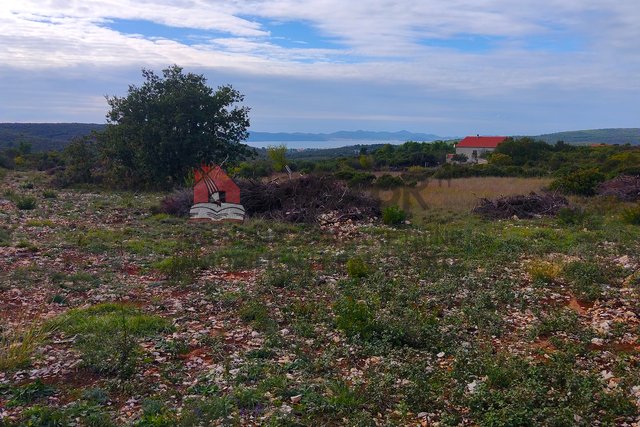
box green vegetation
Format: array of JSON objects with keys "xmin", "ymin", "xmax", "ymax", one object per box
[{"xmin": 2, "ymin": 165, "xmax": 640, "ymax": 425}]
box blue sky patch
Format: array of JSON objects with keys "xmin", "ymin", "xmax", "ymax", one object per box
[
  {"xmin": 102, "ymin": 19, "xmax": 226, "ymax": 45},
  {"xmin": 252, "ymin": 18, "xmax": 345, "ymax": 50}
]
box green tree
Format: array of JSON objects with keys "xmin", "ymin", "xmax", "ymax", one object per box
[
  {"xmin": 100, "ymin": 65, "xmax": 251, "ymax": 189},
  {"xmin": 267, "ymin": 144, "xmax": 287, "ymax": 172}
]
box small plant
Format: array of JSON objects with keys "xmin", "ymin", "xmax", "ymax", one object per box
[
  {"xmin": 154, "ymin": 252, "xmax": 201, "ymax": 285},
  {"xmin": 382, "ymin": 205, "xmax": 407, "ymax": 225},
  {"xmin": 239, "ymin": 300, "xmax": 276, "ymax": 332},
  {"xmin": 15, "ymin": 195, "xmax": 37, "ymax": 210},
  {"xmin": 563, "ymin": 261, "xmax": 608, "ymax": 302},
  {"xmin": 621, "ymin": 204, "xmax": 640, "ymax": 225},
  {"xmin": 51, "ymin": 303, "xmax": 172, "ymax": 378},
  {"xmin": 557, "ymin": 206, "xmax": 588, "ymax": 226},
  {"xmin": 334, "ymin": 297, "xmax": 376, "ymax": 339},
  {"xmin": 346, "ymin": 257, "xmax": 370, "ymax": 278},
  {"xmin": 20, "ymin": 181, "xmax": 35, "ymax": 189},
  {"xmin": 527, "ymin": 259, "xmax": 563, "ymax": 284},
  {"xmin": 0, "ymin": 320, "xmax": 51, "ymax": 371},
  {"xmin": 42, "ymin": 189, "xmax": 58, "ymax": 199},
  {"xmin": 0, "ymin": 226, "xmax": 10, "ymax": 246}
]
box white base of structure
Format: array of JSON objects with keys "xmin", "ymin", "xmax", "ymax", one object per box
[{"xmin": 189, "ymin": 203, "xmax": 245, "ymax": 222}]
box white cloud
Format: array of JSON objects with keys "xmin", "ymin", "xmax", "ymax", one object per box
[{"xmin": 0, "ymin": 1, "xmax": 638, "ymax": 132}]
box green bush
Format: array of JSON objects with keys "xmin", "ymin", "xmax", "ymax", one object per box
[
  {"xmin": 15, "ymin": 195, "xmax": 36, "ymax": 210},
  {"xmin": 42, "ymin": 189, "xmax": 58, "ymax": 199},
  {"xmin": 549, "ymin": 169, "xmax": 605, "ymax": 196},
  {"xmin": 154, "ymin": 252, "xmax": 201, "ymax": 284},
  {"xmin": 346, "ymin": 257, "xmax": 370, "ymax": 278},
  {"xmin": 621, "ymin": 205, "xmax": 640, "ymax": 225},
  {"xmin": 382, "ymin": 205, "xmax": 407, "ymax": 225},
  {"xmin": 557, "ymin": 206, "xmax": 589, "ymax": 226},
  {"xmin": 374, "ymin": 174, "xmax": 404, "ymax": 189},
  {"xmin": 334, "ymin": 297, "xmax": 376, "ymax": 339}
]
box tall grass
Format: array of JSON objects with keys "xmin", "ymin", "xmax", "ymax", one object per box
[
  {"xmin": 0, "ymin": 319, "xmax": 52, "ymax": 371},
  {"xmin": 411, "ymin": 177, "xmax": 552, "ymax": 213}
]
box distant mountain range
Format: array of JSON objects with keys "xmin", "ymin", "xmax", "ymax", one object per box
[
  {"xmin": 531, "ymin": 128, "xmax": 640, "ymax": 145},
  {"xmin": 0, "ymin": 123, "xmax": 638, "ymax": 152},
  {"xmin": 247, "ymin": 130, "xmax": 446, "ymax": 142}
]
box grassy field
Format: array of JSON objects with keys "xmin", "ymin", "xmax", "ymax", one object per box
[{"xmin": 1, "ymin": 169, "xmax": 640, "ymax": 426}]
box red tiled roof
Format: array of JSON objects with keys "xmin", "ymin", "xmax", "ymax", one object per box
[{"xmin": 456, "ymin": 136, "xmax": 507, "ymax": 148}]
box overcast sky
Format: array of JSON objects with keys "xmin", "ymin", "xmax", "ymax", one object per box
[{"xmin": 1, "ymin": 1, "xmax": 638, "ymax": 136}]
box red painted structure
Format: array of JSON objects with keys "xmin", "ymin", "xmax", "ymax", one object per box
[
  {"xmin": 193, "ymin": 164, "xmax": 241, "ymax": 204},
  {"xmin": 456, "ymin": 136, "xmax": 507, "ymax": 149}
]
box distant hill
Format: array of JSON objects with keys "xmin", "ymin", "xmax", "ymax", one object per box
[
  {"xmin": 248, "ymin": 130, "xmax": 445, "ymax": 142},
  {"xmin": 533, "ymin": 128, "xmax": 640, "ymax": 145},
  {"xmin": 0, "ymin": 123, "xmax": 105, "ymax": 151}
]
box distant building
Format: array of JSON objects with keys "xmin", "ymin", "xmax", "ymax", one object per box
[{"xmin": 455, "ymin": 135, "xmax": 508, "ymax": 163}]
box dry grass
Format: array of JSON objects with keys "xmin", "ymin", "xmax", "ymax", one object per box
[{"xmin": 378, "ymin": 177, "xmax": 552, "ymax": 214}]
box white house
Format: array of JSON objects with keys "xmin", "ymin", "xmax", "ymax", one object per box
[{"xmin": 454, "ymin": 136, "xmax": 508, "ymax": 163}]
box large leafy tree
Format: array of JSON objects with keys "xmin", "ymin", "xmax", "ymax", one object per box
[{"xmin": 100, "ymin": 65, "xmax": 251, "ymax": 188}]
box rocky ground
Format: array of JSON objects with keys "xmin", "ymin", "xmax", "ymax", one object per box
[{"xmin": 1, "ymin": 170, "xmax": 640, "ymax": 426}]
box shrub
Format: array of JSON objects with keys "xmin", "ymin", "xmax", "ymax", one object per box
[
  {"xmin": 15, "ymin": 195, "xmax": 36, "ymax": 210},
  {"xmin": 0, "ymin": 227, "xmax": 10, "ymax": 246},
  {"xmin": 154, "ymin": 252, "xmax": 202, "ymax": 285},
  {"xmin": 42, "ymin": 189, "xmax": 58, "ymax": 199},
  {"xmin": 334, "ymin": 297, "xmax": 376, "ymax": 340},
  {"xmin": 158, "ymin": 188, "xmax": 193, "ymax": 217},
  {"xmin": 374, "ymin": 174, "xmax": 404, "ymax": 189},
  {"xmin": 557, "ymin": 206, "xmax": 589, "ymax": 226},
  {"xmin": 549, "ymin": 169, "xmax": 605, "ymax": 196},
  {"xmin": 382, "ymin": 205, "xmax": 407, "ymax": 225},
  {"xmin": 346, "ymin": 257, "xmax": 370, "ymax": 278},
  {"xmin": 621, "ymin": 205, "xmax": 640, "ymax": 225}
]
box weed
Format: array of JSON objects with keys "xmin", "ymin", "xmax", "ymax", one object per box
[
  {"xmin": 563, "ymin": 260, "xmax": 608, "ymax": 302},
  {"xmin": 346, "ymin": 257, "xmax": 370, "ymax": 278},
  {"xmin": 334, "ymin": 297, "xmax": 376, "ymax": 339},
  {"xmin": 557, "ymin": 206, "xmax": 589, "ymax": 226},
  {"xmin": 527, "ymin": 259, "xmax": 563, "ymax": 284},
  {"xmin": 15, "ymin": 195, "xmax": 37, "ymax": 210},
  {"xmin": 382, "ymin": 205, "xmax": 407, "ymax": 225},
  {"xmin": 26, "ymin": 219, "xmax": 55, "ymax": 228},
  {"xmin": 0, "ymin": 320, "xmax": 51, "ymax": 371},
  {"xmin": 50, "ymin": 271, "xmax": 100, "ymax": 292},
  {"xmin": 154, "ymin": 252, "xmax": 202, "ymax": 285},
  {"xmin": 51, "ymin": 303, "xmax": 172, "ymax": 377},
  {"xmin": 42, "ymin": 189, "xmax": 58, "ymax": 199},
  {"xmin": 8, "ymin": 380, "xmax": 55, "ymax": 406},
  {"xmin": 239, "ymin": 301, "xmax": 277, "ymax": 332},
  {"xmin": 621, "ymin": 204, "xmax": 640, "ymax": 225},
  {"xmin": 179, "ymin": 396, "xmax": 234, "ymax": 426},
  {"xmin": 0, "ymin": 226, "xmax": 10, "ymax": 246}
]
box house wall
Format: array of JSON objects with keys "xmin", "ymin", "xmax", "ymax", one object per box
[{"xmin": 455, "ymin": 146, "xmax": 496, "ymax": 160}]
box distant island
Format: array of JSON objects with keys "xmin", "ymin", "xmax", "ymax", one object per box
[{"xmin": 0, "ymin": 123, "xmax": 638, "ymax": 152}]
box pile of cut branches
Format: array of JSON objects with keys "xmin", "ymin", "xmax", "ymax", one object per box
[
  {"xmin": 238, "ymin": 175, "xmax": 380, "ymax": 223},
  {"xmin": 472, "ymin": 192, "xmax": 568, "ymax": 219},
  {"xmin": 597, "ymin": 175, "xmax": 640, "ymax": 202}
]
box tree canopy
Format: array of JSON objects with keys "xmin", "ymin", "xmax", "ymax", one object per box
[{"xmin": 100, "ymin": 65, "xmax": 251, "ymax": 188}]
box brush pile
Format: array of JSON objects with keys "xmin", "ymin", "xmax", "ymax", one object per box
[
  {"xmin": 597, "ymin": 175, "xmax": 640, "ymax": 202},
  {"xmin": 238, "ymin": 175, "xmax": 380, "ymax": 224},
  {"xmin": 472, "ymin": 192, "xmax": 569, "ymax": 219}
]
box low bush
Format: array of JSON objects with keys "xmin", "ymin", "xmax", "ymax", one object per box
[
  {"xmin": 42, "ymin": 189, "xmax": 58, "ymax": 199},
  {"xmin": 557, "ymin": 206, "xmax": 589, "ymax": 226},
  {"xmin": 346, "ymin": 257, "xmax": 370, "ymax": 278},
  {"xmin": 154, "ymin": 252, "xmax": 202, "ymax": 285},
  {"xmin": 549, "ymin": 169, "xmax": 605, "ymax": 196},
  {"xmin": 374, "ymin": 174, "xmax": 404, "ymax": 189},
  {"xmin": 382, "ymin": 205, "xmax": 407, "ymax": 225},
  {"xmin": 158, "ymin": 188, "xmax": 193, "ymax": 217},
  {"xmin": 15, "ymin": 195, "xmax": 37, "ymax": 210},
  {"xmin": 621, "ymin": 205, "xmax": 640, "ymax": 225}
]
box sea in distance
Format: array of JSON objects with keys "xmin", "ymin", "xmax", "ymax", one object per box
[{"xmin": 245, "ymin": 139, "xmax": 409, "ymax": 150}]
